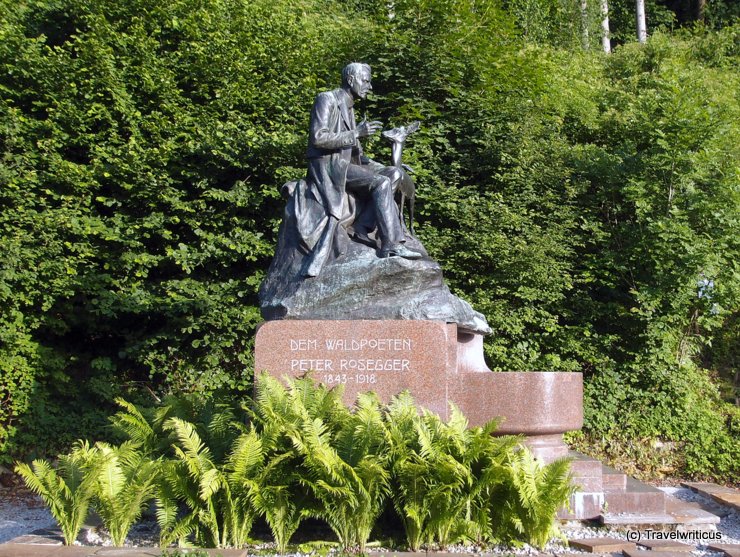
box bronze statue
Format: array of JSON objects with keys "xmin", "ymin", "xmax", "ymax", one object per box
[
  {"xmin": 299, "ymin": 62, "xmax": 421, "ymax": 277},
  {"xmin": 258, "ymin": 63, "xmax": 491, "ymax": 335}
]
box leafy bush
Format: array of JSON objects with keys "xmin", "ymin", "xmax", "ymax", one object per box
[
  {"xmin": 17, "ymin": 381, "xmax": 574, "ymax": 550},
  {"xmin": 15, "ymin": 443, "xmax": 97, "ymax": 545},
  {"xmin": 83, "ymin": 441, "xmax": 160, "ymax": 547},
  {"xmin": 386, "ymin": 393, "xmax": 517, "ymax": 549},
  {"xmin": 1, "ymin": 0, "xmax": 738, "ymax": 483}
]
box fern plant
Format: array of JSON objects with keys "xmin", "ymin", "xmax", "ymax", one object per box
[
  {"xmin": 253, "ymin": 375, "xmax": 390, "ymax": 553},
  {"xmin": 156, "ymin": 417, "xmax": 262, "ymax": 548},
  {"xmin": 249, "ymin": 376, "xmax": 324, "ymax": 553},
  {"xmin": 250, "ymin": 455, "xmax": 314, "ymax": 554},
  {"xmin": 490, "ymin": 448, "xmax": 574, "ymax": 548},
  {"xmin": 297, "ymin": 394, "xmax": 390, "ymax": 553},
  {"xmin": 386, "ymin": 394, "xmax": 518, "ymax": 550},
  {"xmin": 86, "ymin": 441, "xmax": 160, "ymax": 546},
  {"xmin": 445, "ymin": 410, "xmax": 516, "ymax": 546},
  {"xmin": 384, "ymin": 392, "xmax": 429, "ymax": 551},
  {"xmin": 109, "ymin": 398, "xmax": 160, "ymax": 455},
  {"xmin": 110, "ymin": 395, "xmax": 244, "ymax": 462},
  {"xmin": 15, "ymin": 441, "xmax": 97, "ymax": 545}
]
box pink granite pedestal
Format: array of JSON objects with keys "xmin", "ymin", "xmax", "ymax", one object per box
[{"xmin": 254, "ymin": 320, "xmax": 582, "ymax": 461}]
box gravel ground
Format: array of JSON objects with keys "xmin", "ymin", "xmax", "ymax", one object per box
[
  {"xmin": 0, "ymin": 490, "xmax": 54, "ymax": 544},
  {"xmin": 1, "ymin": 484, "xmax": 738, "ymax": 553}
]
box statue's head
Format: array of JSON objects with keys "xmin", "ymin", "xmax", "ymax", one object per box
[{"xmin": 342, "ymin": 62, "xmax": 372, "ymax": 100}]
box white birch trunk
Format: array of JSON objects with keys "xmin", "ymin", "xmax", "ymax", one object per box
[
  {"xmin": 636, "ymin": 0, "xmax": 647, "ymax": 43},
  {"xmin": 580, "ymin": 0, "xmax": 591, "ymax": 50},
  {"xmin": 600, "ymin": 0, "xmax": 611, "ymax": 53}
]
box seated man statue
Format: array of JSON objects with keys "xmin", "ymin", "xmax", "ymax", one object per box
[
  {"xmin": 299, "ymin": 62, "xmax": 422, "ymax": 277},
  {"xmin": 259, "ymin": 62, "xmax": 490, "ymax": 334}
]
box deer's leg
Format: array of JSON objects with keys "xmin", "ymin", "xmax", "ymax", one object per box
[
  {"xmin": 399, "ymin": 192, "xmax": 406, "ymax": 229},
  {"xmin": 409, "ymin": 197, "xmax": 415, "ymax": 235}
]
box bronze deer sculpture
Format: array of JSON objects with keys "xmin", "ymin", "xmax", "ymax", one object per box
[{"xmin": 382, "ymin": 120, "xmax": 420, "ymax": 234}]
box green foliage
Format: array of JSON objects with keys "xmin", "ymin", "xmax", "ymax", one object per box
[
  {"xmin": 84, "ymin": 441, "xmax": 160, "ymax": 546},
  {"xmin": 299, "ymin": 392, "xmax": 390, "ymax": 553},
  {"xmin": 14, "ymin": 443, "xmax": 97, "ymax": 545},
  {"xmin": 386, "ymin": 394, "xmax": 518, "ymax": 549},
  {"xmin": 248, "ymin": 375, "xmax": 334, "ymax": 553},
  {"xmin": 563, "ymin": 30, "xmax": 740, "ymax": 481},
  {"xmin": 1, "ymin": 0, "xmax": 738, "ymax": 485},
  {"xmin": 156, "ymin": 417, "xmax": 261, "ymax": 548},
  {"xmin": 19, "ymin": 384, "xmax": 575, "ymax": 550},
  {"xmin": 490, "ymin": 451, "xmax": 573, "ymax": 548},
  {"xmin": 251, "ymin": 376, "xmax": 390, "ymax": 553},
  {"xmin": 0, "ymin": 0, "xmax": 368, "ymax": 458}
]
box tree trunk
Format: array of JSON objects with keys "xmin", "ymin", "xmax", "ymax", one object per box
[
  {"xmin": 600, "ymin": 0, "xmax": 611, "ymax": 53},
  {"xmin": 580, "ymin": 0, "xmax": 591, "ymax": 50},
  {"xmin": 694, "ymin": 0, "xmax": 706, "ymax": 21},
  {"xmin": 636, "ymin": 0, "xmax": 647, "ymax": 43}
]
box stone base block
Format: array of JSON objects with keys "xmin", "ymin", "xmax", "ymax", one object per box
[{"xmin": 255, "ymin": 320, "xmax": 583, "ymax": 453}]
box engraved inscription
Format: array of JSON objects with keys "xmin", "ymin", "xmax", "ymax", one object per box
[
  {"xmin": 321, "ymin": 373, "xmax": 378, "ymax": 385},
  {"xmin": 339, "ymin": 359, "xmax": 409, "ymax": 371},
  {"xmin": 285, "ymin": 336, "xmax": 414, "ymax": 376},
  {"xmin": 324, "ymin": 338, "xmax": 412, "ymax": 351}
]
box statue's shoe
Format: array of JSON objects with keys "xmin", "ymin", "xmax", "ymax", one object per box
[
  {"xmin": 382, "ymin": 120, "xmax": 420, "ymax": 143},
  {"xmin": 379, "ymin": 244, "xmax": 423, "ymax": 260},
  {"xmin": 352, "ymin": 231, "xmax": 377, "ymax": 248}
]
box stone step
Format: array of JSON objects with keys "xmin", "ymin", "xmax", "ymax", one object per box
[
  {"xmin": 681, "ymin": 482, "xmax": 740, "ymax": 512},
  {"xmin": 637, "ymin": 539, "xmax": 693, "ymax": 551},
  {"xmin": 559, "ymin": 491, "xmax": 604, "ymax": 520},
  {"xmin": 603, "ymin": 477, "xmax": 666, "ymax": 515},
  {"xmin": 569, "ymin": 537, "xmax": 637, "ymax": 553},
  {"xmin": 602, "ymin": 464, "xmax": 628, "ymax": 492},
  {"xmin": 568, "ymin": 452, "xmax": 604, "ymax": 492},
  {"xmin": 601, "ymin": 512, "xmax": 677, "ymax": 526},
  {"xmin": 624, "ymin": 550, "xmax": 690, "ymax": 557},
  {"xmin": 601, "ymin": 494, "xmax": 721, "ymax": 528},
  {"xmin": 665, "ymin": 494, "xmax": 722, "ymax": 527}
]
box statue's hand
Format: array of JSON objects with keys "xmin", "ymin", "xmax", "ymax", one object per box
[{"xmin": 356, "ymin": 119, "xmax": 383, "ymax": 138}]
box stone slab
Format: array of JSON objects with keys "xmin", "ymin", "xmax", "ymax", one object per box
[
  {"xmin": 669, "ymin": 508, "xmax": 722, "ymax": 525},
  {"xmin": 0, "ymin": 546, "xmax": 94, "ymax": 557},
  {"xmin": 425, "ymin": 552, "xmax": 477, "ymax": 557},
  {"xmin": 636, "ymin": 540, "xmax": 693, "ymax": 551},
  {"xmin": 569, "ymin": 538, "xmax": 637, "ymax": 553},
  {"xmin": 709, "ymin": 493, "xmax": 740, "ymax": 512},
  {"xmin": 447, "ymin": 371, "xmax": 583, "ymax": 433},
  {"xmin": 681, "ymin": 483, "xmax": 740, "ymax": 512},
  {"xmin": 601, "ymin": 513, "xmax": 676, "ymax": 526},
  {"xmin": 368, "ymin": 552, "xmax": 427, "ymax": 557},
  {"xmin": 255, "ymin": 320, "xmax": 456, "ymax": 418},
  {"xmin": 681, "ymin": 482, "xmax": 736, "ymax": 496},
  {"xmin": 625, "ymin": 550, "xmax": 690, "ymax": 557},
  {"xmin": 665, "ymin": 497, "xmax": 722, "ymax": 526},
  {"xmin": 93, "ymin": 550, "xmax": 162, "ymax": 557},
  {"xmin": 604, "ymin": 478, "xmax": 666, "ymax": 515},
  {"xmin": 8, "ymin": 535, "xmax": 64, "ymax": 545},
  {"xmin": 665, "ymin": 495, "xmax": 725, "ymax": 522},
  {"xmin": 707, "ymin": 544, "xmax": 740, "ymax": 557}
]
